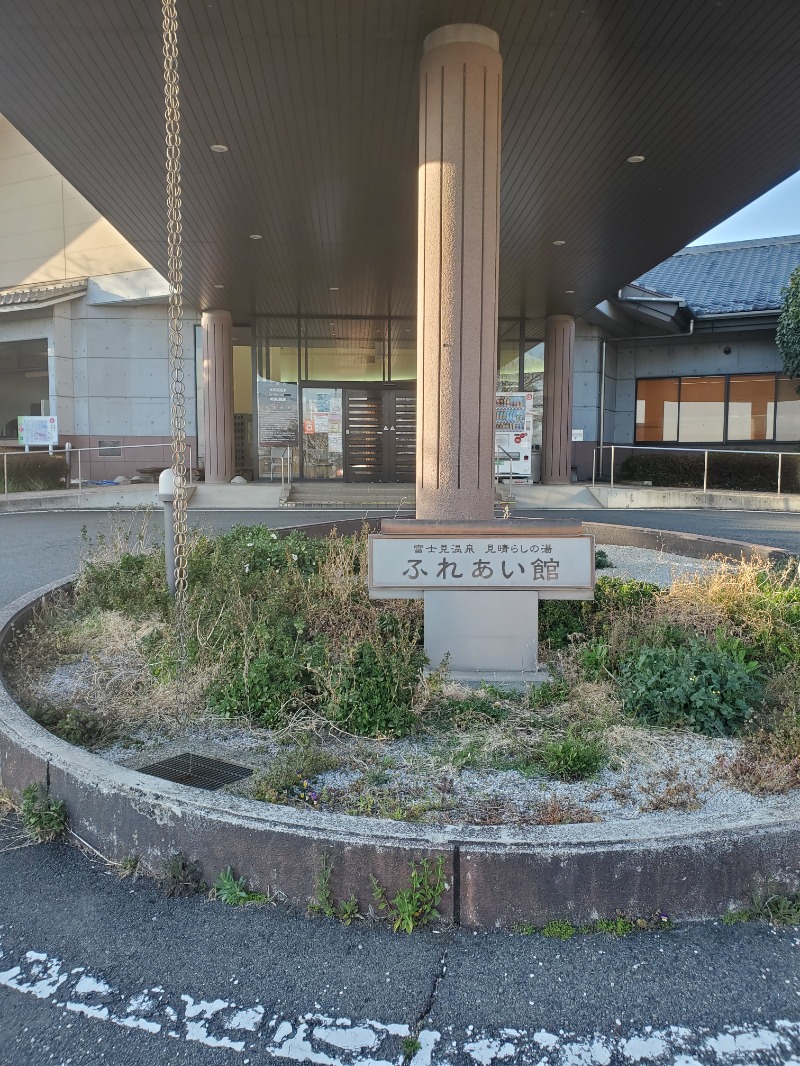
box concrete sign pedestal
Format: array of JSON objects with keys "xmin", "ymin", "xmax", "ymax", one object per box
[
  {"xmin": 423, "ymin": 588, "xmax": 539, "ymax": 672},
  {"xmin": 369, "ymin": 519, "xmax": 595, "ymax": 679}
]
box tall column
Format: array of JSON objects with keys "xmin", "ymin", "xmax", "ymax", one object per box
[
  {"xmin": 201, "ymin": 309, "xmax": 235, "ymax": 483},
  {"xmin": 541, "ymin": 315, "xmax": 576, "ymax": 484},
  {"xmin": 416, "ymin": 24, "xmax": 502, "ymax": 520}
]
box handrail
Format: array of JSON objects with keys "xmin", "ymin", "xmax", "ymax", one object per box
[
  {"xmin": 591, "ymin": 443, "xmax": 797, "ymax": 495},
  {"xmin": 2, "ymin": 441, "xmax": 194, "ymax": 498},
  {"xmin": 494, "ymin": 443, "xmax": 515, "ymax": 482}
]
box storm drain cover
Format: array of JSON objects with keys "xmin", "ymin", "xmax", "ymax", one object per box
[{"xmin": 138, "ymin": 753, "xmax": 253, "ymax": 791}]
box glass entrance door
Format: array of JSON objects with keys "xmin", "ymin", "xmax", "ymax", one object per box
[{"xmin": 343, "ymin": 387, "xmax": 415, "ymax": 482}]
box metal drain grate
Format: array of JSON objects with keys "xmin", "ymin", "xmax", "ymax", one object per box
[{"xmin": 138, "ymin": 753, "xmax": 253, "ymax": 791}]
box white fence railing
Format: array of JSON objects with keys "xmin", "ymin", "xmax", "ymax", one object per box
[
  {"xmin": 2, "ymin": 442, "xmax": 194, "ymax": 498},
  {"xmin": 592, "ymin": 443, "xmax": 797, "ymax": 495}
]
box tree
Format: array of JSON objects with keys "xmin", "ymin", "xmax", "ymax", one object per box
[{"xmin": 777, "ymin": 264, "xmax": 800, "ymax": 382}]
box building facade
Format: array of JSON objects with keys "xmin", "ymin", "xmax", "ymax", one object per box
[{"xmin": 1, "ymin": 113, "xmax": 798, "ymax": 486}]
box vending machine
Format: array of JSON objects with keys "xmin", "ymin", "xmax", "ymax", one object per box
[{"xmin": 495, "ymin": 393, "xmax": 538, "ymax": 481}]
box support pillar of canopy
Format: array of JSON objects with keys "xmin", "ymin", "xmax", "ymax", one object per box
[
  {"xmin": 415, "ymin": 24, "xmax": 503, "ymax": 521},
  {"xmin": 541, "ymin": 315, "xmax": 576, "ymax": 485},
  {"xmin": 201, "ymin": 309, "xmax": 235, "ymax": 484}
]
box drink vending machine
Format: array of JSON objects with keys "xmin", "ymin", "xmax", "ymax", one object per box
[{"xmin": 494, "ymin": 393, "xmax": 538, "ymax": 481}]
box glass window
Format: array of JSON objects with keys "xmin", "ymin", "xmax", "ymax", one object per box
[
  {"xmin": 776, "ymin": 375, "xmax": 800, "ymax": 442},
  {"xmin": 302, "ymin": 387, "xmax": 343, "ymax": 479},
  {"xmin": 498, "ymin": 320, "xmax": 520, "ymax": 392},
  {"xmin": 0, "ymin": 338, "xmax": 49, "ymax": 440},
  {"xmin": 678, "ymin": 376, "xmax": 725, "ymax": 442},
  {"xmin": 727, "ymin": 375, "xmax": 775, "ymax": 441},
  {"xmin": 635, "ymin": 378, "xmax": 679, "ymax": 442},
  {"xmin": 306, "ymin": 318, "xmax": 385, "ymax": 382},
  {"xmin": 390, "ymin": 319, "xmax": 416, "ymax": 381}
]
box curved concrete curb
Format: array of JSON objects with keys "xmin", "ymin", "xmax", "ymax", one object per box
[{"xmin": 1, "ymin": 521, "xmax": 798, "ymax": 927}]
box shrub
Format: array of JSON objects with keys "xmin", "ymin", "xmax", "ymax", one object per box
[
  {"xmin": 4, "ymin": 453, "xmax": 68, "ymax": 492},
  {"xmin": 79, "ymin": 550, "xmax": 170, "ymax": 619},
  {"xmin": 208, "ymin": 617, "xmax": 326, "ymax": 726},
  {"xmin": 618, "ymin": 632, "xmax": 763, "ymax": 736},
  {"xmin": 618, "ymin": 450, "xmax": 800, "ymax": 494},
  {"xmin": 323, "ymin": 615, "xmax": 426, "ymax": 737},
  {"xmin": 539, "ymin": 577, "xmax": 659, "ymax": 649}
]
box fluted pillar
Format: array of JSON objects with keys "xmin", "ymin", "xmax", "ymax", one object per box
[
  {"xmin": 416, "ymin": 24, "xmax": 502, "ymax": 520},
  {"xmin": 541, "ymin": 315, "xmax": 575, "ymax": 484},
  {"xmin": 201, "ymin": 309, "xmax": 235, "ymax": 483}
]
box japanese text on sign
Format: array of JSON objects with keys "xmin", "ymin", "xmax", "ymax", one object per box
[{"xmin": 369, "ymin": 535, "xmax": 594, "ymax": 592}]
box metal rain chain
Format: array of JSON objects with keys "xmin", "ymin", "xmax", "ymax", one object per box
[{"xmin": 162, "ymin": 0, "xmax": 191, "ymax": 717}]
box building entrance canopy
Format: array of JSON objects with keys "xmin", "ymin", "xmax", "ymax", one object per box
[{"xmin": 1, "ymin": 1, "xmax": 800, "ymax": 329}]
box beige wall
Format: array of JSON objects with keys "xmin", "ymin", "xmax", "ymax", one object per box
[{"xmin": 0, "ymin": 114, "xmax": 151, "ymax": 289}]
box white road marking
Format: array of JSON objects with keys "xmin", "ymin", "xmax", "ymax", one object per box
[{"xmin": 0, "ymin": 940, "xmax": 799, "ymax": 1063}]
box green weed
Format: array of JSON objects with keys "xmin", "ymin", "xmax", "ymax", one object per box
[
  {"xmin": 538, "ymin": 733, "xmax": 606, "ymax": 781},
  {"xmin": 308, "ymin": 855, "xmax": 361, "ymax": 924},
  {"xmin": 541, "ymin": 919, "xmax": 576, "ymax": 940},
  {"xmin": 213, "ymin": 866, "xmax": 271, "ymax": 905},
  {"xmin": 371, "ymin": 856, "xmax": 447, "ymax": 933},
  {"xmin": 619, "ymin": 632, "xmax": 763, "ymax": 737},
  {"xmin": 20, "ymin": 784, "xmax": 67, "ymax": 842}
]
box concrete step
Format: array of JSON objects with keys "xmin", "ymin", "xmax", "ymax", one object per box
[{"xmin": 282, "ymin": 483, "xmax": 516, "ymax": 510}]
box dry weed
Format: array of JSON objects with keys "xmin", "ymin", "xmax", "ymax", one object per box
[
  {"xmin": 638, "ymin": 767, "xmax": 702, "ymax": 812},
  {"xmin": 533, "ymin": 794, "xmax": 600, "ymax": 825},
  {"xmin": 716, "ymin": 747, "xmax": 800, "ymax": 796}
]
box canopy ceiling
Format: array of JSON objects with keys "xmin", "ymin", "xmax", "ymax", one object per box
[{"xmin": 2, "ymin": 0, "xmax": 800, "ymax": 331}]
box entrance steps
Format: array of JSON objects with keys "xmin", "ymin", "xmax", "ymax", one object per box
[
  {"xmin": 281, "ymin": 481, "xmax": 517, "ymax": 510},
  {"xmin": 281, "ymin": 482, "xmax": 415, "ymax": 509}
]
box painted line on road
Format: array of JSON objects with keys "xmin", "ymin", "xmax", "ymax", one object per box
[{"xmin": 1, "ymin": 939, "xmax": 800, "ymax": 1063}]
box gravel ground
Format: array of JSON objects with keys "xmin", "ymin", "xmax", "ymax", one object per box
[{"xmin": 595, "ymin": 543, "xmax": 726, "ymax": 587}]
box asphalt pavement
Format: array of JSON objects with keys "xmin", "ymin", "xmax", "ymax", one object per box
[{"xmin": 1, "ymin": 506, "xmax": 800, "ymax": 1066}]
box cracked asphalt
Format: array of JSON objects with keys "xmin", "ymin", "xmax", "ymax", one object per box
[{"xmin": 1, "ymin": 506, "xmax": 800, "ymax": 1065}]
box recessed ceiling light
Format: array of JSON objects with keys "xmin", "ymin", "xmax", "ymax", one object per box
[
  {"xmin": 552, "ymin": 240, "xmax": 566, "ymax": 246},
  {"xmin": 626, "ymin": 154, "xmax": 645, "ymax": 163},
  {"xmin": 329, "ymin": 286, "xmax": 339, "ymax": 291},
  {"xmin": 210, "ymin": 144, "xmax": 229, "ymax": 153},
  {"xmin": 213, "ymin": 284, "xmax": 224, "ymax": 289},
  {"xmin": 249, "ymin": 233, "xmax": 262, "ymax": 240},
  {"xmin": 564, "ymin": 289, "xmax": 575, "ymax": 294}
]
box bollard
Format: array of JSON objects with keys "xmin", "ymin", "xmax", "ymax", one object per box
[{"xmin": 158, "ymin": 469, "xmax": 176, "ymax": 596}]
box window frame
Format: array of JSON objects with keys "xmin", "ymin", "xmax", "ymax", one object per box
[{"xmin": 634, "ymin": 371, "xmax": 795, "ymax": 446}]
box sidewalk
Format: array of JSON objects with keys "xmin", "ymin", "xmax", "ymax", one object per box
[{"xmin": 1, "ymin": 479, "xmax": 797, "ymax": 513}]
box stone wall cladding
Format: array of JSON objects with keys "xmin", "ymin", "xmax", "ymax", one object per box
[{"xmin": 1, "ymin": 524, "xmax": 798, "ymax": 927}]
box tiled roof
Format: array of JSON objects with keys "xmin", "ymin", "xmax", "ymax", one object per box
[
  {"xmin": 633, "ymin": 235, "xmax": 800, "ymax": 316},
  {"xmin": 0, "ymin": 278, "xmax": 87, "ymax": 310}
]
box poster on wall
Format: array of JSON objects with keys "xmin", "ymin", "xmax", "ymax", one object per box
[
  {"xmin": 18, "ymin": 416, "xmax": 58, "ymax": 447},
  {"xmin": 257, "ymin": 380, "xmax": 298, "ymax": 446}
]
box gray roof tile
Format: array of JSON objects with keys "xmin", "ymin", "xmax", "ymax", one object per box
[
  {"xmin": 0, "ymin": 278, "xmax": 87, "ymax": 309},
  {"xmin": 633, "ymin": 235, "xmax": 800, "ymax": 316}
]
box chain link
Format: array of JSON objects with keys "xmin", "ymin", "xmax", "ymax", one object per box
[{"xmin": 163, "ymin": 0, "xmax": 189, "ymax": 698}]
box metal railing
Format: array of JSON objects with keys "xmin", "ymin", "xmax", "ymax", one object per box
[
  {"xmin": 2, "ymin": 441, "xmax": 193, "ymax": 498},
  {"xmin": 494, "ymin": 444, "xmax": 515, "ymax": 482},
  {"xmin": 592, "ymin": 443, "xmax": 797, "ymax": 495}
]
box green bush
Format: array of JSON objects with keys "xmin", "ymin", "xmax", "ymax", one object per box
[
  {"xmin": 539, "ymin": 576, "xmax": 659, "ymax": 648},
  {"xmin": 208, "ymin": 617, "xmax": 326, "ymax": 726},
  {"xmin": 79, "ymin": 551, "xmax": 170, "ymax": 619},
  {"xmin": 4, "ymin": 453, "xmax": 68, "ymax": 492},
  {"xmin": 618, "ymin": 633, "xmax": 764, "ymax": 736},
  {"xmin": 618, "ymin": 450, "xmax": 800, "ymax": 494},
  {"xmin": 324, "ymin": 616, "xmax": 426, "ymax": 737}
]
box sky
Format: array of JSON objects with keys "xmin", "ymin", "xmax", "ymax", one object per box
[{"xmin": 690, "ymin": 170, "xmax": 800, "ymax": 245}]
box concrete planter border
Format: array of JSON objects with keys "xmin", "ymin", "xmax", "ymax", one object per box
[{"xmin": 1, "ymin": 520, "xmax": 798, "ymax": 927}]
